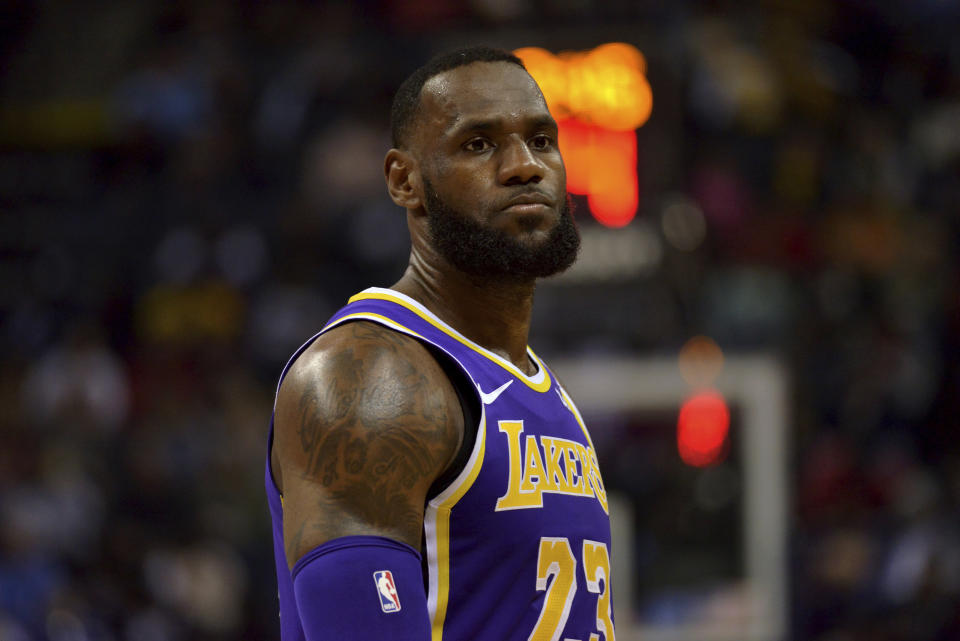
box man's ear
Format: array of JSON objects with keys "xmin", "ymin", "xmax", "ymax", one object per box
[{"xmin": 384, "ymin": 149, "xmax": 422, "ymax": 210}]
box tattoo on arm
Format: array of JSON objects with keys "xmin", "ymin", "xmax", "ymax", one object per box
[{"xmin": 278, "ymin": 322, "xmax": 461, "ymax": 563}]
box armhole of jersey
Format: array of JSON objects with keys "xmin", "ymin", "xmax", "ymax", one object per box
[
  {"xmin": 422, "ymin": 343, "xmax": 481, "ymax": 502},
  {"xmin": 418, "ymin": 343, "xmax": 480, "ymax": 594},
  {"xmin": 267, "ymin": 419, "xmax": 279, "ymax": 493}
]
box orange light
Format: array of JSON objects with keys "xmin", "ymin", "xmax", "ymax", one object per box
[
  {"xmin": 515, "ymin": 43, "xmax": 652, "ymax": 130},
  {"xmin": 557, "ymin": 119, "xmax": 638, "ymax": 227},
  {"xmin": 678, "ymin": 335, "xmax": 724, "ymax": 389},
  {"xmin": 677, "ymin": 390, "xmax": 730, "ymax": 467},
  {"xmin": 515, "ymin": 44, "xmax": 651, "ymax": 228}
]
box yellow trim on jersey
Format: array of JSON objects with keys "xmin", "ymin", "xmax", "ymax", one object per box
[
  {"xmin": 557, "ymin": 385, "xmax": 591, "ymax": 446},
  {"xmin": 348, "ymin": 290, "xmax": 552, "ymax": 393},
  {"xmin": 428, "ymin": 413, "xmax": 488, "ymax": 641},
  {"xmin": 321, "ymin": 311, "xmax": 426, "ymax": 339},
  {"xmin": 557, "ymin": 385, "xmax": 609, "ymax": 514}
]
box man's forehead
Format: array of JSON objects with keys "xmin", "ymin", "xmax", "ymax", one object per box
[{"xmin": 418, "ymin": 62, "xmax": 550, "ymax": 130}]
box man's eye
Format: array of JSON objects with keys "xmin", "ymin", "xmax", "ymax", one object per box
[
  {"xmin": 464, "ymin": 139, "xmax": 492, "ymax": 152},
  {"xmin": 530, "ymin": 135, "xmax": 554, "ymax": 150}
]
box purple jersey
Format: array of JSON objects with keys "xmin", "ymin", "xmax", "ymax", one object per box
[{"xmin": 266, "ymin": 288, "xmax": 614, "ymax": 641}]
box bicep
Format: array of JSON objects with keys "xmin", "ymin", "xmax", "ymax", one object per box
[{"xmin": 274, "ymin": 322, "xmax": 462, "ymax": 569}]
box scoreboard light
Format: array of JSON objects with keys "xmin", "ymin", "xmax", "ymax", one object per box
[
  {"xmin": 558, "ymin": 118, "xmax": 637, "ymax": 228},
  {"xmin": 514, "ymin": 43, "xmax": 652, "ymax": 130},
  {"xmin": 677, "ymin": 390, "xmax": 731, "ymax": 467},
  {"xmin": 514, "ymin": 44, "xmax": 653, "ymax": 228}
]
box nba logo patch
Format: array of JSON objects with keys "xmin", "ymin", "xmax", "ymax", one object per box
[{"xmin": 373, "ymin": 570, "xmax": 401, "ymax": 613}]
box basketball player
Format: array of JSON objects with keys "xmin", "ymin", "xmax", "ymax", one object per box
[{"xmin": 266, "ymin": 47, "xmax": 614, "ymax": 640}]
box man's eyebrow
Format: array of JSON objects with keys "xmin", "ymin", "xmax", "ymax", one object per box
[
  {"xmin": 446, "ymin": 114, "xmax": 558, "ymax": 136},
  {"xmin": 527, "ymin": 115, "xmax": 559, "ymax": 131},
  {"xmin": 446, "ymin": 117, "xmax": 500, "ymax": 135}
]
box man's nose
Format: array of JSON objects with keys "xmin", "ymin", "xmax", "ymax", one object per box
[{"xmin": 497, "ymin": 136, "xmax": 545, "ymax": 185}]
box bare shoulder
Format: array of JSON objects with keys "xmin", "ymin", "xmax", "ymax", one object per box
[{"xmin": 273, "ymin": 320, "xmax": 463, "ymax": 568}]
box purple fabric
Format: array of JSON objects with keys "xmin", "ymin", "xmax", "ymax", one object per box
[{"xmin": 292, "ymin": 536, "xmax": 431, "ymax": 640}]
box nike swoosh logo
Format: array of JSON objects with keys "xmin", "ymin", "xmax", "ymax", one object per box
[{"xmin": 478, "ymin": 380, "xmax": 513, "ymax": 405}]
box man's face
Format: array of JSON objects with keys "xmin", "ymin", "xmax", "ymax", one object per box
[{"xmin": 410, "ymin": 61, "xmax": 579, "ymax": 281}]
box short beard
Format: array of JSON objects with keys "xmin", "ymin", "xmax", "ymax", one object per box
[{"xmin": 423, "ymin": 181, "xmax": 580, "ymax": 284}]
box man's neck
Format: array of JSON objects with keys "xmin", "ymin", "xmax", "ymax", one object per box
[{"xmin": 391, "ymin": 255, "xmax": 537, "ymax": 375}]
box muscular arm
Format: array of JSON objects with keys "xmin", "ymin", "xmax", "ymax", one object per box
[{"xmin": 273, "ymin": 321, "xmax": 464, "ymax": 569}]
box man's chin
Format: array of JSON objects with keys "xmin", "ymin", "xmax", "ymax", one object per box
[{"xmin": 508, "ymin": 225, "xmax": 555, "ymax": 248}]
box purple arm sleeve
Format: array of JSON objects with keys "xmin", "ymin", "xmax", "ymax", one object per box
[{"xmin": 292, "ymin": 535, "xmax": 432, "ymax": 640}]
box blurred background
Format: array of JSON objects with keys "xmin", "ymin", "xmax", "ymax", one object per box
[{"xmin": 1, "ymin": 1, "xmax": 959, "ymax": 640}]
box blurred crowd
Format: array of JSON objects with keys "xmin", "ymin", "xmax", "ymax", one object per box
[{"xmin": 1, "ymin": 1, "xmax": 959, "ymax": 640}]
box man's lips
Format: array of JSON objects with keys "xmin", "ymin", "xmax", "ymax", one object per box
[{"xmin": 501, "ymin": 193, "xmax": 554, "ymax": 213}]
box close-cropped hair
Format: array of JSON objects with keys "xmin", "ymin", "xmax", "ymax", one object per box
[{"xmin": 390, "ymin": 46, "xmax": 526, "ymax": 149}]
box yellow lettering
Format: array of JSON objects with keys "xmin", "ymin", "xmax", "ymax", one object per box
[
  {"xmin": 574, "ymin": 442, "xmax": 596, "ymax": 497},
  {"xmin": 498, "ymin": 421, "xmax": 609, "ymax": 513},
  {"xmin": 540, "ymin": 437, "xmax": 571, "ymax": 493},
  {"xmin": 520, "ymin": 435, "xmax": 549, "ymax": 495},
  {"xmin": 564, "ymin": 444, "xmax": 582, "ymax": 491},
  {"xmin": 496, "ymin": 421, "xmax": 542, "ymax": 510},
  {"xmin": 587, "ymin": 446, "xmax": 609, "ymax": 514}
]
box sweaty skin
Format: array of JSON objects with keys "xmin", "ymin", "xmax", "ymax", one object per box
[{"xmin": 273, "ymin": 61, "xmax": 567, "ymax": 568}]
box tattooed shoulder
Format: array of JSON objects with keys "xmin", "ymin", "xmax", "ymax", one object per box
[{"xmin": 274, "ymin": 321, "xmax": 464, "ymax": 564}]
